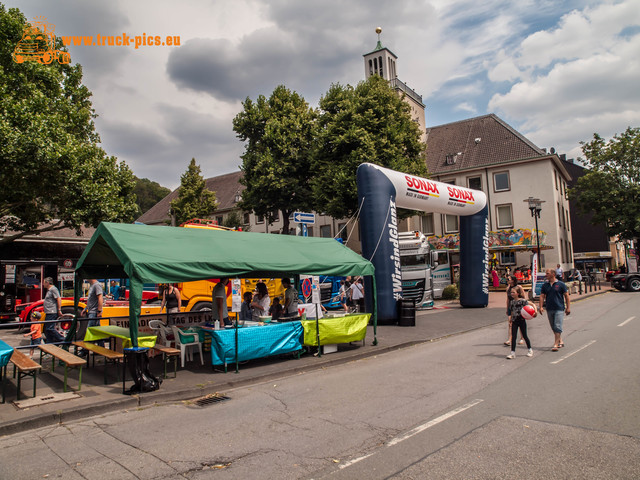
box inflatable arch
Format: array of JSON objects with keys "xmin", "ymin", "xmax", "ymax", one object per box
[{"xmin": 357, "ymin": 163, "xmax": 489, "ymax": 324}]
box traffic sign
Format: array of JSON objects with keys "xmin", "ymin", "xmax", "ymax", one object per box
[{"xmin": 293, "ymin": 212, "xmax": 315, "ymax": 224}]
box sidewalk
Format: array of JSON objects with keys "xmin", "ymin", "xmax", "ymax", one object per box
[{"xmin": 0, "ymin": 286, "xmax": 612, "ymax": 436}]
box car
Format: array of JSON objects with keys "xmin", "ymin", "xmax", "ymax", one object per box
[{"xmin": 610, "ymin": 273, "xmax": 640, "ymax": 292}]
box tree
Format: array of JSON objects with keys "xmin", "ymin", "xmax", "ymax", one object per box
[
  {"xmin": 233, "ymin": 85, "xmax": 316, "ymax": 235},
  {"xmin": 170, "ymin": 159, "xmax": 217, "ymax": 225},
  {"xmin": 0, "ymin": 5, "xmax": 138, "ymax": 244},
  {"xmin": 222, "ymin": 211, "xmax": 247, "ymax": 231},
  {"xmin": 311, "ymin": 75, "xmax": 427, "ymax": 219},
  {"xmin": 133, "ymin": 177, "xmax": 171, "ymax": 217},
  {"xmin": 570, "ymin": 127, "xmax": 640, "ymax": 241}
]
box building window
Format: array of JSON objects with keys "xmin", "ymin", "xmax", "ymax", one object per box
[
  {"xmin": 500, "ymin": 251, "xmax": 516, "ymax": 265},
  {"xmin": 555, "ymin": 171, "xmax": 558, "ymax": 190},
  {"xmin": 306, "ymin": 226, "xmax": 314, "ymax": 237},
  {"xmin": 560, "ymin": 239, "xmax": 564, "ymax": 263},
  {"xmin": 566, "ymin": 210, "xmax": 570, "ymax": 231},
  {"xmin": 445, "ymin": 155, "xmax": 456, "ymax": 165},
  {"xmin": 243, "ymin": 212, "xmax": 250, "ymax": 224},
  {"xmin": 444, "ymin": 214, "xmax": 459, "ymax": 233},
  {"xmin": 561, "ymin": 206, "xmax": 566, "ymax": 229},
  {"xmin": 496, "ymin": 204, "xmax": 513, "ymax": 229},
  {"xmin": 568, "ymin": 241, "xmax": 572, "ymax": 262},
  {"xmin": 493, "ymin": 172, "xmax": 510, "ymax": 192},
  {"xmin": 467, "ymin": 176, "xmax": 482, "ymax": 190},
  {"xmin": 557, "ymin": 202, "xmax": 562, "ymax": 227},
  {"xmin": 320, "ymin": 225, "xmax": 332, "ymax": 238},
  {"xmin": 443, "ymin": 178, "xmax": 456, "ymax": 185},
  {"xmin": 256, "ymin": 214, "xmax": 264, "ymax": 224},
  {"xmin": 272, "ymin": 211, "xmax": 279, "ymax": 222},
  {"xmin": 421, "ymin": 213, "xmax": 434, "ymax": 235},
  {"xmin": 337, "ymin": 223, "xmax": 348, "ymax": 242},
  {"xmin": 216, "ymin": 216, "xmax": 223, "ymax": 225}
]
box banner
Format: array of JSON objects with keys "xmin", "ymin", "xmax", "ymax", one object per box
[{"xmin": 531, "ymin": 253, "xmax": 538, "ymax": 293}]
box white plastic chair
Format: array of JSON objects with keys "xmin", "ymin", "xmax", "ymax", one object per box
[
  {"xmin": 171, "ymin": 326, "xmax": 204, "ymax": 368},
  {"xmin": 149, "ymin": 320, "xmax": 174, "ymax": 347}
]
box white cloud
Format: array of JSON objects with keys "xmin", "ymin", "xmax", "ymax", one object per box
[{"xmin": 489, "ymin": 0, "xmax": 640, "ymax": 156}]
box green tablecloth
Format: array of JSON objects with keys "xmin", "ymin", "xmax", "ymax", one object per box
[
  {"xmin": 301, "ymin": 313, "xmax": 370, "ymax": 346},
  {"xmin": 85, "ymin": 325, "xmax": 157, "ymax": 348}
]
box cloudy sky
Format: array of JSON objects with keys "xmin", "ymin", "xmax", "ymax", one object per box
[{"xmin": 10, "ymin": 0, "xmax": 640, "ymax": 189}]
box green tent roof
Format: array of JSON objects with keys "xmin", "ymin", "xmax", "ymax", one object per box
[
  {"xmin": 76, "ymin": 222, "xmax": 374, "ymax": 281},
  {"xmin": 74, "ymin": 223, "xmax": 376, "ymax": 346}
]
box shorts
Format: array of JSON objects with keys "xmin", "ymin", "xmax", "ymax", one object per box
[{"xmin": 546, "ymin": 310, "xmax": 564, "ymax": 333}]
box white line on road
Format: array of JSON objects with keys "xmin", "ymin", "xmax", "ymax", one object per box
[
  {"xmin": 386, "ymin": 399, "xmax": 484, "ymax": 447},
  {"xmin": 337, "ymin": 399, "xmax": 484, "ymax": 471},
  {"xmin": 550, "ymin": 340, "xmax": 596, "ymax": 364},
  {"xmin": 618, "ymin": 316, "xmax": 635, "ymax": 327}
]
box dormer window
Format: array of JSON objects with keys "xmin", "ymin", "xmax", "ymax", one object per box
[{"xmin": 445, "ymin": 154, "xmax": 456, "ymax": 165}]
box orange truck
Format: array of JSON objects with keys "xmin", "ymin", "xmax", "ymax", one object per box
[
  {"xmin": 178, "ymin": 220, "xmax": 284, "ymax": 311},
  {"xmin": 12, "ymin": 20, "xmax": 70, "ymax": 65}
]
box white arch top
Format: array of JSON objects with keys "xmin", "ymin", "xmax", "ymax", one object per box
[{"xmin": 367, "ymin": 164, "xmax": 487, "ymax": 215}]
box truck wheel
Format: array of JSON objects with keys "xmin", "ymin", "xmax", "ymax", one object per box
[
  {"xmin": 191, "ymin": 302, "xmax": 212, "ymax": 312},
  {"xmin": 629, "ymin": 278, "xmax": 640, "ymax": 292},
  {"xmin": 39, "ymin": 52, "xmax": 53, "ymax": 64}
]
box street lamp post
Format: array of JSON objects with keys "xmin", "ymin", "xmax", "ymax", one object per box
[{"xmin": 524, "ymin": 197, "xmax": 545, "ymax": 272}]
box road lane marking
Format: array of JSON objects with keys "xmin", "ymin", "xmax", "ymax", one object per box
[
  {"xmin": 386, "ymin": 399, "xmax": 484, "ymax": 447},
  {"xmin": 337, "ymin": 399, "xmax": 484, "ymax": 471},
  {"xmin": 550, "ymin": 340, "xmax": 596, "ymax": 364},
  {"xmin": 618, "ymin": 316, "xmax": 635, "ymax": 327}
]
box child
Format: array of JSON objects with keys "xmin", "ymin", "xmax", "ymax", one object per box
[
  {"xmin": 24, "ymin": 310, "xmax": 43, "ymax": 358},
  {"xmin": 240, "ymin": 291, "xmax": 253, "ymax": 321},
  {"xmin": 269, "ymin": 297, "xmax": 283, "ymax": 321},
  {"xmin": 506, "ymin": 288, "xmax": 536, "ymax": 359}
]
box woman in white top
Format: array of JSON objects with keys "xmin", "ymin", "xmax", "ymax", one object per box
[{"xmin": 251, "ymin": 282, "xmax": 271, "ymax": 321}]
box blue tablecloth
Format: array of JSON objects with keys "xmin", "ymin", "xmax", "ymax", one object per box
[
  {"xmin": 202, "ymin": 322, "xmax": 304, "ymax": 366},
  {"xmin": 0, "ymin": 339, "xmax": 14, "ymax": 368}
]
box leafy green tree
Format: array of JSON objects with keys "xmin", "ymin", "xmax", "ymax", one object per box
[
  {"xmin": 133, "ymin": 177, "xmax": 171, "ymax": 217},
  {"xmin": 570, "ymin": 127, "xmax": 640, "ymax": 241},
  {"xmin": 170, "ymin": 158, "xmax": 217, "ymax": 225},
  {"xmin": 222, "ymin": 211, "xmax": 248, "ymax": 231},
  {"xmin": 233, "ymin": 85, "xmax": 316, "ymax": 234},
  {"xmin": 0, "ymin": 5, "xmax": 138, "ymax": 244},
  {"xmin": 311, "ymin": 75, "xmax": 427, "ymax": 219}
]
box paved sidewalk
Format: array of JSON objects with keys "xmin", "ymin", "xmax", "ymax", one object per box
[{"xmin": 0, "ymin": 286, "xmax": 611, "ymax": 436}]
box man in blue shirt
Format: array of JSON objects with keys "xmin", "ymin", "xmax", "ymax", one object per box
[{"xmin": 539, "ymin": 268, "xmax": 571, "ymax": 351}]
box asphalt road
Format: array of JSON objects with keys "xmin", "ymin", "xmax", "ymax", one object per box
[{"xmin": 0, "ymin": 292, "xmax": 638, "ymax": 479}]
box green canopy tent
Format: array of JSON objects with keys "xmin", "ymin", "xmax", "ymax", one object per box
[{"xmin": 72, "ymin": 222, "xmax": 377, "ymax": 347}]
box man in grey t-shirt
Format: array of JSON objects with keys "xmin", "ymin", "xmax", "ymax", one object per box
[{"xmin": 42, "ymin": 277, "xmax": 65, "ymax": 343}]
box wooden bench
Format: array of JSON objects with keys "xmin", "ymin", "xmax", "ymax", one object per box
[
  {"xmin": 153, "ymin": 345, "xmax": 180, "ymax": 379},
  {"xmin": 9, "ymin": 350, "xmax": 42, "ymax": 401},
  {"xmin": 38, "ymin": 344, "xmax": 87, "ymax": 392},
  {"xmin": 72, "ymin": 341, "xmax": 124, "ymax": 384}
]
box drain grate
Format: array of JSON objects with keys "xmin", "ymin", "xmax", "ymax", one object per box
[{"xmin": 193, "ymin": 393, "xmax": 231, "ymax": 407}]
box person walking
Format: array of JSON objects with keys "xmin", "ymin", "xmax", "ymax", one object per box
[
  {"xmin": 506, "ymin": 287, "xmax": 535, "ymax": 359},
  {"xmin": 504, "ymin": 275, "xmax": 525, "ymax": 346},
  {"xmin": 350, "ymin": 278, "xmax": 365, "ymax": 312},
  {"xmin": 42, "ymin": 277, "xmax": 65, "ymax": 344},
  {"xmin": 539, "ymin": 268, "xmax": 571, "ymax": 351}
]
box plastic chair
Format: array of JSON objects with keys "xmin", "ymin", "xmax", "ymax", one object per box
[
  {"xmin": 149, "ymin": 320, "xmax": 174, "ymax": 348},
  {"xmin": 171, "ymin": 326, "xmax": 204, "ymax": 368}
]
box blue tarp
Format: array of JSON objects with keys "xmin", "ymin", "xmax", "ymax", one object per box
[{"xmin": 206, "ymin": 322, "xmax": 304, "ymax": 366}]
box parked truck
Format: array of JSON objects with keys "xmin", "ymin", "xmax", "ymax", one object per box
[{"xmin": 398, "ymin": 231, "xmax": 436, "ymax": 309}]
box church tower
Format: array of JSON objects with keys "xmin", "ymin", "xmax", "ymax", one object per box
[{"xmin": 363, "ymin": 28, "xmax": 426, "ymax": 141}]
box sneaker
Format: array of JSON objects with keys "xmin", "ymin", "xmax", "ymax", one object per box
[
  {"xmin": 527, "ymin": 349, "xmax": 533, "ymax": 357},
  {"xmin": 506, "ymin": 352, "xmax": 515, "ymax": 359},
  {"xmin": 518, "ymin": 339, "xmax": 525, "ymax": 345}
]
